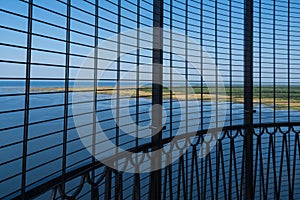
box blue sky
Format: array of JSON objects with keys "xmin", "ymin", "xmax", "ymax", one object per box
[{"xmin": 0, "ymin": 0, "xmax": 299, "ymax": 86}]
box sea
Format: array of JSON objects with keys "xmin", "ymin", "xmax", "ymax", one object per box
[{"xmin": 0, "ymin": 81, "xmax": 299, "ymax": 199}]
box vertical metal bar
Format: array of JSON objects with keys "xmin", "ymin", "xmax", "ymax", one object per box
[
  {"xmin": 229, "ymin": 0, "xmax": 232, "ymax": 130},
  {"xmin": 272, "ymin": 2, "xmax": 279, "ymax": 197},
  {"xmin": 133, "ymin": 1, "xmax": 141, "ymax": 198},
  {"xmin": 216, "ymin": 140, "xmax": 220, "ymax": 199},
  {"xmin": 169, "ymin": 0, "xmax": 173, "ymax": 139},
  {"xmin": 22, "ymin": 0, "xmax": 33, "ymax": 198},
  {"xmin": 273, "ymin": 0, "xmax": 276, "ymax": 125},
  {"xmin": 200, "ymin": 0, "xmax": 204, "ymax": 197},
  {"xmin": 272, "ymin": 0, "xmax": 279, "ymax": 197},
  {"xmin": 184, "ymin": 1, "xmax": 189, "ymax": 197},
  {"xmin": 104, "ymin": 171, "xmax": 112, "ymax": 200},
  {"xmin": 168, "ymin": 1, "xmax": 174, "ymax": 198},
  {"xmin": 215, "ymin": 0, "xmax": 218, "ymax": 131},
  {"xmin": 115, "ymin": 0, "xmax": 122, "ymax": 199},
  {"xmin": 135, "ymin": 0, "xmax": 140, "ymax": 158},
  {"xmin": 215, "ymin": 0, "xmax": 220, "ymax": 195},
  {"xmin": 185, "ymin": 0, "xmax": 188, "ymax": 141},
  {"xmin": 287, "ymin": 1, "xmax": 292, "ymax": 197},
  {"xmin": 258, "ymin": 0, "xmax": 262, "ymax": 197},
  {"xmin": 220, "ymin": 142, "xmax": 227, "ymax": 199},
  {"xmin": 189, "ymin": 147, "xmax": 195, "ymax": 199},
  {"xmin": 149, "ymin": 0, "xmax": 163, "ymax": 199},
  {"xmin": 116, "ymin": 0, "xmax": 121, "ymax": 153},
  {"xmin": 244, "ymin": 0, "xmax": 254, "ymax": 199},
  {"xmin": 62, "ymin": 0, "xmax": 71, "ymax": 197},
  {"xmin": 259, "ymin": 0, "xmax": 262, "ymax": 129},
  {"xmin": 200, "ymin": 0, "xmax": 203, "ymax": 135},
  {"xmin": 229, "ymin": 1, "xmax": 233, "ymax": 198},
  {"xmin": 288, "ymin": 0, "xmax": 290, "ymax": 121},
  {"xmin": 91, "ymin": 0, "xmax": 99, "ymax": 198}
]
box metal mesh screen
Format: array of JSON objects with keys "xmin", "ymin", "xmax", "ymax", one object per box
[{"xmin": 0, "ymin": 0, "xmax": 300, "ymax": 199}]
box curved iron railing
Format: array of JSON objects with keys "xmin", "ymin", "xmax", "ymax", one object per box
[
  {"xmin": 1, "ymin": 0, "xmax": 300, "ymax": 200},
  {"xmin": 11, "ymin": 122, "xmax": 300, "ymax": 200}
]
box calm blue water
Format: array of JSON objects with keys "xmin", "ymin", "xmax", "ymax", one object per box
[
  {"xmin": 0, "ymin": 82, "xmax": 299, "ymax": 199},
  {"xmin": 0, "ymin": 80, "xmax": 124, "ymax": 90}
]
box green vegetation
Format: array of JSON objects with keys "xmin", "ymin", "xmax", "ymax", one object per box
[{"xmin": 30, "ymin": 85, "xmax": 300, "ymax": 111}]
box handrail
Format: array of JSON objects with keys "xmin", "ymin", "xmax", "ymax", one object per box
[{"xmin": 12, "ymin": 121, "xmax": 300, "ymax": 200}]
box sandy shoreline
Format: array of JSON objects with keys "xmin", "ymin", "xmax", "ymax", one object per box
[{"xmin": 29, "ymin": 86, "xmax": 300, "ymax": 111}]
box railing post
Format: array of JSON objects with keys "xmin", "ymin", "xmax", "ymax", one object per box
[
  {"xmin": 22, "ymin": 0, "xmax": 33, "ymax": 199},
  {"xmin": 149, "ymin": 0, "xmax": 163, "ymax": 199},
  {"xmin": 244, "ymin": 0, "xmax": 254, "ymax": 199}
]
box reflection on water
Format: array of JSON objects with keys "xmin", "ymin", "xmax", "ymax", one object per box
[{"xmin": 0, "ymin": 86, "xmax": 299, "ymax": 199}]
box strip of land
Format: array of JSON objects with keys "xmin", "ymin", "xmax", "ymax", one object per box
[{"xmin": 30, "ymin": 86, "xmax": 300, "ymax": 111}]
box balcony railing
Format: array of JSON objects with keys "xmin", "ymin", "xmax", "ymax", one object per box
[
  {"xmin": 1, "ymin": 0, "xmax": 300, "ymax": 199},
  {"xmin": 9, "ymin": 122, "xmax": 300, "ymax": 199}
]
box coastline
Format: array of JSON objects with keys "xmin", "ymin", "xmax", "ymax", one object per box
[{"xmin": 28, "ymin": 86, "xmax": 300, "ymax": 111}]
